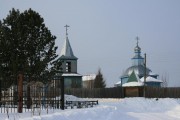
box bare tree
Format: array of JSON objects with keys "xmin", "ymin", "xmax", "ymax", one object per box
[{"xmin": 161, "ymin": 72, "xmax": 169, "ymax": 87}]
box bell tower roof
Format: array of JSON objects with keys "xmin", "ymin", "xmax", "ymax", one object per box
[{"xmin": 60, "ymin": 25, "xmax": 77, "ymax": 60}]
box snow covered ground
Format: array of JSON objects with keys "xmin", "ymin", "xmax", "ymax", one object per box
[{"xmin": 1, "ymin": 97, "xmax": 180, "ymax": 120}]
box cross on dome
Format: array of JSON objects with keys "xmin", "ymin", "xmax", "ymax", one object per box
[{"xmin": 136, "ymin": 36, "xmax": 139, "ymax": 47}]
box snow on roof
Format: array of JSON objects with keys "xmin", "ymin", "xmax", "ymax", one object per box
[
  {"xmin": 82, "ymin": 74, "xmax": 96, "ymax": 81},
  {"xmin": 140, "ymin": 76, "xmax": 163, "ymax": 83},
  {"xmin": 149, "ymin": 72, "xmax": 159, "ymax": 76},
  {"xmin": 114, "ymin": 81, "xmax": 121, "ymax": 87},
  {"xmin": 115, "ymin": 81, "xmax": 121, "ymax": 85},
  {"xmin": 62, "ymin": 73, "xmax": 82, "ymax": 77},
  {"xmin": 122, "ymin": 82, "xmax": 144, "ymax": 87},
  {"xmin": 60, "ymin": 37, "xmax": 76, "ymax": 58}
]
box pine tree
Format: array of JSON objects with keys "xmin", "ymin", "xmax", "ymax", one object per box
[
  {"xmin": 94, "ymin": 68, "xmax": 106, "ymax": 88},
  {"xmin": 0, "ymin": 8, "xmax": 63, "ymax": 109},
  {"xmin": 0, "ymin": 8, "xmax": 60, "ymax": 87}
]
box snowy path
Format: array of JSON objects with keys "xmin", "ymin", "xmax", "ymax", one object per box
[{"xmin": 1, "ymin": 98, "xmax": 180, "ymax": 120}]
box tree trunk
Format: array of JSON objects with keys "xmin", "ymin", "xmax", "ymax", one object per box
[{"xmin": 18, "ymin": 73, "xmax": 23, "ymax": 113}]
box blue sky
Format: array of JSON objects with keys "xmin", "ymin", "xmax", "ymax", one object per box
[{"xmin": 1, "ymin": 0, "xmax": 180, "ymax": 87}]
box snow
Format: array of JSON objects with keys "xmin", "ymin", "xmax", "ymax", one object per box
[
  {"xmin": 114, "ymin": 81, "xmax": 121, "ymax": 86},
  {"xmin": 62, "ymin": 73, "xmax": 82, "ymax": 77},
  {"xmin": 123, "ymin": 82, "xmax": 144, "ymax": 87},
  {"xmin": 1, "ymin": 97, "xmax": 180, "ymax": 120},
  {"xmin": 82, "ymin": 74, "xmax": 96, "ymax": 81},
  {"xmin": 140, "ymin": 76, "xmax": 163, "ymax": 83}
]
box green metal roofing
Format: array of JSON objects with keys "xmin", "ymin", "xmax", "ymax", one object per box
[{"xmin": 127, "ymin": 71, "xmax": 138, "ymax": 83}]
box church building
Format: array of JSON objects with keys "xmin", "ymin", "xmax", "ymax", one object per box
[
  {"xmin": 115, "ymin": 37, "xmax": 162, "ymax": 87},
  {"xmin": 59, "ymin": 25, "xmax": 82, "ymax": 88}
]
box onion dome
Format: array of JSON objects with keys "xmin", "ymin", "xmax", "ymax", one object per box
[
  {"xmin": 134, "ymin": 36, "xmax": 141, "ymax": 53},
  {"xmin": 134, "ymin": 45, "xmax": 141, "ymax": 53}
]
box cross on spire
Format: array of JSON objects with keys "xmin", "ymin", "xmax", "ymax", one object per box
[
  {"xmin": 136, "ymin": 36, "xmax": 139, "ymax": 46},
  {"xmin": 64, "ymin": 24, "xmax": 70, "ymax": 38}
]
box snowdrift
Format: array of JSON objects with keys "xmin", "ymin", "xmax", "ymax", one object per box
[{"xmin": 1, "ymin": 97, "xmax": 180, "ymax": 120}]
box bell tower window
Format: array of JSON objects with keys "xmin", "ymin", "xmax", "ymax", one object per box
[{"xmin": 66, "ymin": 62, "xmax": 71, "ymax": 73}]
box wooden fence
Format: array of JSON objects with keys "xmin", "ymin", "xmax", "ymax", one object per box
[
  {"xmin": 64, "ymin": 87, "xmax": 180, "ymax": 98},
  {"xmin": 65, "ymin": 87, "xmax": 124, "ymax": 98},
  {"xmin": 145, "ymin": 87, "xmax": 180, "ymax": 98},
  {"xmin": 1, "ymin": 85, "xmax": 180, "ymax": 113}
]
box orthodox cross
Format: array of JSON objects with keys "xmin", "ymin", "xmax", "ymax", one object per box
[
  {"xmin": 64, "ymin": 24, "xmax": 70, "ymax": 37},
  {"xmin": 136, "ymin": 36, "xmax": 139, "ymax": 46}
]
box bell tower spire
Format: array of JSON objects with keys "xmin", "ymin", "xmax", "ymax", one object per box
[{"xmin": 60, "ymin": 24, "xmax": 76, "ymax": 58}]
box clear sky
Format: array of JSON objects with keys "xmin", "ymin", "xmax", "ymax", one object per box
[{"xmin": 1, "ymin": 0, "xmax": 180, "ymax": 87}]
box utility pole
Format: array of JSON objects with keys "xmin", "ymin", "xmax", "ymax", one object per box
[
  {"xmin": 144, "ymin": 53, "xmax": 146, "ymax": 97},
  {"xmin": 0, "ymin": 78, "xmax": 1, "ymax": 107}
]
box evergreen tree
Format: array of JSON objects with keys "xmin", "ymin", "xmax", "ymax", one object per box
[
  {"xmin": 0, "ymin": 8, "xmax": 61, "ymax": 88},
  {"xmin": 94, "ymin": 68, "xmax": 106, "ymax": 88}
]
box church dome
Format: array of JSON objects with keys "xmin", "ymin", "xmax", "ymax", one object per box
[
  {"xmin": 134, "ymin": 36, "xmax": 141, "ymax": 53},
  {"xmin": 122, "ymin": 65, "xmax": 152, "ymax": 78}
]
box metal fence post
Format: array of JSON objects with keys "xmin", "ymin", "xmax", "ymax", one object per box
[{"xmin": 60, "ymin": 76, "xmax": 64, "ymax": 110}]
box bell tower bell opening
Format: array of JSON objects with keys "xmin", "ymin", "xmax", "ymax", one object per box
[{"xmin": 66, "ymin": 62, "xmax": 71, "ymax": 73}]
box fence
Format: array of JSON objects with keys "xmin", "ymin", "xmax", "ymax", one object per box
[
  {"xmin": 65, "ymin": 87, "xmax": 124, "ymax": 98},
  {"xmin": 145, "ymin": 87, "xmax": 180, "ymax": 98},
  {"xmin": 0, "ymin": 86, "xmax": 124, "ymax": 113},
  {"xmin": 64, "ymin": 87, "xmax": 180, "ymax": 98},
  {"xmin": 0, "ymin": 80, "xmax": 62, "ymax": 113},
  {"xmin": 1, "ymin": 84, "xmax": 180, "ymax": 113}
]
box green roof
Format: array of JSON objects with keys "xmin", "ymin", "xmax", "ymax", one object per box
[{"xmin": 127, "ymin": 71, "xmax": 139, "ymax": 83}]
